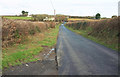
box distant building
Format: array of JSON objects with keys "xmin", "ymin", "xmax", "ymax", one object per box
[
  {"xmin": 27, "ymin": 15, "xmax": 32, "ymax": 17},
  {"xmin": 43, "ymin": 17, "xmax": 55, "ymax": 21},
  {"xmin": 118, "ymin": 1, "xmax": 120, "ymax": 16}
]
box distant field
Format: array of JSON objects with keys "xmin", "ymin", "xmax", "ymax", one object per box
[
  {"xmin": 68, "ymin": 18, "xmax": 103, "ymax": 21},
  {"xmin": 4, "ymin": 16, "xmax": 32, "ymax": 20}
]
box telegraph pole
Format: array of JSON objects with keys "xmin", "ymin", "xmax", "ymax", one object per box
[
  {"xmin": 50, "ymin": 0, "xmax": 56, "ymax": 22},
  {"xmin": 54, "ymin": 9, "xmax": 56, "ymax": 22}
]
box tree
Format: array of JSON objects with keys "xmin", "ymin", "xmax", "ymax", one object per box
[
  {"xmin": 112, "ymin": 15, "xmax": 117, "ymax": 18},
  {"xmin": 21, "ymin": 11, "xmax": 28, "ymax": 16},
  {"xmin": 22, "ymin": 11, "xmax": 25, "ymax": 15},
  {"xmin": 55, "ymin": 14, "xmax": 68, "ymax": 22},
  {"xmin": 95, "ymin": 13, "xmax": 101, "ymax": 19},
  {"xmin": 24, "ymin": 11, "xmax": 28, "ymax": 16}
]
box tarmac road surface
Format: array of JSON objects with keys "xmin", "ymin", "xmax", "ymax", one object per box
[{"xmin": 56, "ymin": 24, "xmax": 118, "ymax": 75}]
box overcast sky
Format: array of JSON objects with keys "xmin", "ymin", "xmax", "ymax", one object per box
[{"xmin": 0, "ymin": 0, "xmax": 119, "ymax": 17}]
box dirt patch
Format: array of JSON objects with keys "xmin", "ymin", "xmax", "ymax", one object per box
[
  {"xmin": 34, "ymin": 45, "xmax": 56, "ymax": 60},
  {"xmin": 3, "ymin": 44, "xmax": 58, "ymax": 75},
  {"xmin": 3, "ymin": 60, "xmax": 58, "ymax": 75}
]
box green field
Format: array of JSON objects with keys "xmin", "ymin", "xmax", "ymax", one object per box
[{"xmin": 4, "ymin": 16, "xmax": 32, "ymax": 20}]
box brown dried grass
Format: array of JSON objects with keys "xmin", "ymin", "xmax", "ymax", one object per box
[{"xmin": 2, "ymin": 18, "xmax": 56, "ymax": 47}]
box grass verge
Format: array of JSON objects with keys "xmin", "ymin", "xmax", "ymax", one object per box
[
  {"xmin": 65, "ymin": 26, "xmax": 118, "ymax": 51},
  {"xmin": 2, "ymin": 24, "xmax": 60, "ymax": 69}
]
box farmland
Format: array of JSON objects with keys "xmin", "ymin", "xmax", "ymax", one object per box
[
  {"xmin": 4, "ymin": 16, "xmax": 32, "ymax": 20},
  {"xmin": 68, "ymin": 18, "xmax": 95, "ymax": 21},
  {"xmin": 68, "ymin": 18, "xmax": 108, "ymax": 22}
]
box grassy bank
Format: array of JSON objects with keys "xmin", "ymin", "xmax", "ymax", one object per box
[
  {"xmin": 2, "ymin": 24, "xmax": 60, "ymax": 69},
  {"xmin": 2, "ymin": 18, "xmax": 55, "ymax": 47},
  {"xmin": 4, "ymin": 16, "xmax": 32, "ymax": 20},
  {"xmin": 65, "ymin": 17, "xmax": 119, "ymax": 51},
  {"xmin": 66, "ymin": 26, "xmax": 118, "ymax": 51}
]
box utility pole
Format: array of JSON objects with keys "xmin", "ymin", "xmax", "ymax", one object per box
[
  {"xmin": 54, "ymin": 9, "xmax": 56, "ymax": 22},
  {"xmin": 118, "ymin": 1, "xmax": 120, "ymax": 16},
  {"xmin": 50, "ymin": 0, "xmax": 56, "ymax": 22}
]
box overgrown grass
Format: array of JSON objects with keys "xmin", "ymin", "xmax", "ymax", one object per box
[
  {"xmin": 66, "ymin": 26, "xmax": 118, "ymax": 51},
  {"xmin": 4, "ymin": 16, "xmax": 32, "ymax": 20},
  {"xmin": 2, "ymin": 24, "xmax": 60, "ymax": 69}
]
